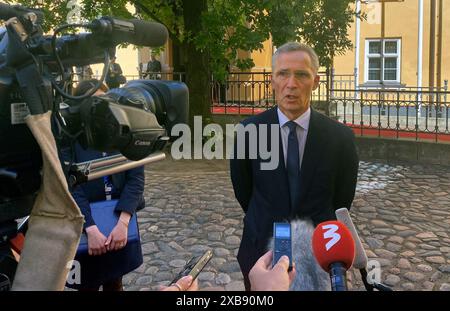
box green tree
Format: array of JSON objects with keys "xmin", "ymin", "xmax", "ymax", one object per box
[
  {"xmin": 255, "ymin": 0, "xmax": 356, "ymax": 69},
  {"xmin": 4, "ymin": 0, "xmax": 73, "ymax": 30},
  {"xmin": 9, "ymin": 0, "xmax": 357, "ymax": 122}
]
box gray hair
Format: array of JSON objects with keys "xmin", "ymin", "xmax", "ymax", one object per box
[{"xmin": 272, "ymin": 42, "xmax": 320, "ymax": 74}]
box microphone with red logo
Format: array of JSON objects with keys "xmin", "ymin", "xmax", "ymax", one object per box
[{"xmin": 312, "ymin": 220, "xmax": 355, "ymax": 291}]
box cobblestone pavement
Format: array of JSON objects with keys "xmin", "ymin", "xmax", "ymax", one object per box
[{"xmin": 123, "ymin": 155, "xmax": 450, "ymax": 291}]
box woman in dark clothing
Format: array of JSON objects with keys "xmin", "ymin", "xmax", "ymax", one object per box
[{"xmin": 64, "ymin": 80, "xmax": 144, "ymax": 291}]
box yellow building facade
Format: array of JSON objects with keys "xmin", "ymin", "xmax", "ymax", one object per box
[
  {"xmin": 334, "ymin": 0, "xmax": 449, "ymax": 90},
  {"xmin": 101, "ymin": 0, "xmax": 450, "ymax": 95}
]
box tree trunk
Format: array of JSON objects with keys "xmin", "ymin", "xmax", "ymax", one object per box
[
  {"xmin": 172, "ymin": 43, "xmax": 185, "ymax": 75},
  {"xmin": 182, "ymin": 0, "xmax": 211, "ymax": 126}
]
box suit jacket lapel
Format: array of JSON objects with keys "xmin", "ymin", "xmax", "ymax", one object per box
[
  {"xmin": 265, "ymin": 108, "xmax": 290, "ymax": 212},
  {"xmin": 269, "ymin": 108, "xmax": 287, "ymax": 172},
  {"xmin": 297, "ymin": 109, "xmax": 324, "ymax": 207}
]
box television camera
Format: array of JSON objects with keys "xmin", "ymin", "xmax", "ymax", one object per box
[{"xmin": 0, "ymin": 2, "xmax": 188, "ymax": 290}]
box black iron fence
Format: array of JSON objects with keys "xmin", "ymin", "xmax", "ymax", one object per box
[
  {"xmin": 72, "ymin": 72, "xmax": 185, "ymax": 83},
  {"xmin": 208, "ymin": 71, "xmax": 450, "ymax": 142},
  {"xmin": 210, "ymin": 71, "xmax": 331, "ymax": 111},
  {"xmin": 137, "ymin": 71, "xmax": 186, "ymax": 82},
  {"xmin": 331, "ymin": 89, "xmax": 450, "ymax": 142},
  {"xmin": 74, "ymin": 70, "xmax": 450, "ymax": 142},
  {"xmin": 211, "ymin": 71, "xmax": 273, "ymax": 110}
]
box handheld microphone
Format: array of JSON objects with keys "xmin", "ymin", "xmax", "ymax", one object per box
[
  {"xmin": 335, "ymin": 208, "xmax": 393, "ymax": 291},
  {"xmin": 312, "ymin": 220, "xmax": 355, "ymax": 291},
  {"xmin": 335, "ymin": 208, "xmax": 368, "ymax": 268},
  {"xmin": 269, "ymin": 220, "xmax": 331, "ymax": 290},
  {"xmin": 89, "ymin": 17, "xmax": 169, "ymax": 47}
]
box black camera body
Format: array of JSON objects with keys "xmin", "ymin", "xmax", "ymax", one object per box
[
  {"xmin": 0, "ymin": 4, "xmax": 189, "ymax": 221},
  {"xmin": 0, "ymin": 4, "xmax": 188, "ymax": 288}
]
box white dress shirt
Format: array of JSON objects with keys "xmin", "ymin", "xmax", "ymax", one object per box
[{"xmin": 277, "ymin": 107, "xmax": 311, "ymax": 170}]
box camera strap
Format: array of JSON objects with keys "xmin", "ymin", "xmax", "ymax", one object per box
[
  {"xmin": 13, "ymin": 112, "xmax": 84, "ymax": 290},
  {"xmin": 15, "ymin": 64, "xmax": 52, "ymax": 115}
]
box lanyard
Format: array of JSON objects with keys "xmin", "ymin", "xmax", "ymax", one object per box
[{"xmin": 102, "ymin": 152, "xmax": 113, "ymax": 200}]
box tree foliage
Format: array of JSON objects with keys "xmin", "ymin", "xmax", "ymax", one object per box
[
  {"xmin": 7, "ymin": 0, "xmax": 358, "ymax": 119},
  {"xmin": 4, "ymin": 0, "xmax": 72, "ymax": 31},
  {"xmin": 10, "ymin": 0, "xmax": 356, "ymax": 73}
]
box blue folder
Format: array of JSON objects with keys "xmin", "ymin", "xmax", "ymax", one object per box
[{"xmin": 77, "ymin": 200, "xmax": 139, "ymax": 254}]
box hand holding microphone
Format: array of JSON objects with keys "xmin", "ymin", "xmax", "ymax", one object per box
[
  {"xmin": 312, "ymin": 220, "xmax": 355, "ymax": 291},
  {"xmin": 249, "ymin": 250, "xmax": 296, "ymax": 291}
]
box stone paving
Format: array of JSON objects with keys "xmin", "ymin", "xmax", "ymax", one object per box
[{"xmin": 123, "ymin": 154, "xmax": 450, "ymax": 291}]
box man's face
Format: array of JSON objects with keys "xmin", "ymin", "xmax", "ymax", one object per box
[{"xmin": 272, "ymin": 51, "xmax": 320, "ymax": 120}]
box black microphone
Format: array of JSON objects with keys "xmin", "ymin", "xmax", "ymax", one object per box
[
  {"xmin": 269, "ymin": 220, "xmax": 331, "ymax": 290},
  {"xmin": 89, "ymin": 17, "xmax": 168, "ymax": 47}
]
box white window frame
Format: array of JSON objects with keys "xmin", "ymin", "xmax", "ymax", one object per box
[{"xmin": 364, "ymin": 39, "xmax": 401, "ymax": 84}]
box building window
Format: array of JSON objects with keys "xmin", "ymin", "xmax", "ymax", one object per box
[{"xmin": 365, "ymin": 39, "xmax": 401, "ymax": 83}]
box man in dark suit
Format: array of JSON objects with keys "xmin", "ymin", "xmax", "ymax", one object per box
[
  {"xmin": 146, "ymin": 53, "xmax": 162, "ymax": 80},
  {"xmin": 230, "ymin": 42, "xmax": 359, "ymax": 290},
  {"xmin": 105, "ymin": 56, "xmax": 124, "ymax": 89}
]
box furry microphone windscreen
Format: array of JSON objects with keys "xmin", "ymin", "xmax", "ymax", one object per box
[{"xmin": 268, "ymin": 219, "xmax": 331, "ymax": 291}]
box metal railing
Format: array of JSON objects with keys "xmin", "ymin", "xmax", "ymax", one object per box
[
  {"xmin": 136, "ymin": 71, "xmax": 186, "ymax": 82},
  {"xmin": 73, "ymin": 72, "xmax": 186, "ymax": 84},
  {"xmin": 209, "ymin": 72, "xmax": 450, "ymax": 142},
  {"xmin": 211, "ymin": 71, "xmax": 274, "ymax": 111},
  {"xmin": 331, "ymin": 89, "xmax": 450, "ymax": 142},
  {"xmin": 210, "ymin": 71, "xmax": 332, "ymax": 113},
  {"xmin": 72, "ymin": 71, "xmax": 450, "ymax": 142}
]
